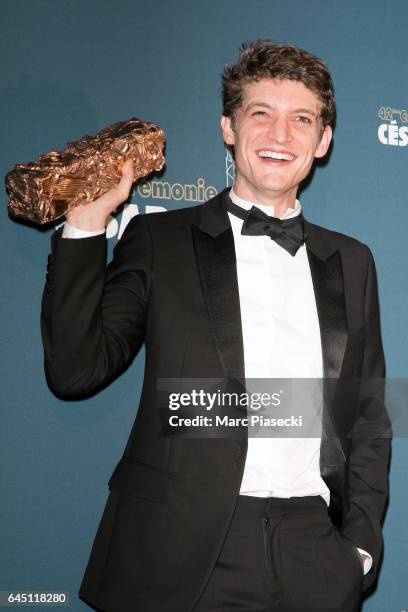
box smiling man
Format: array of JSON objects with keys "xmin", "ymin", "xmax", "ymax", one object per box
[
  {"xmin": 221, "ymin": 78, "xmax": 332, "ymax": 212},
  {"xmin": 41, "ymin": 40, "xmax": 390, "ymax": 612}
]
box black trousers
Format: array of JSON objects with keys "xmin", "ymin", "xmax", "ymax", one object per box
[{"xmin": 194, "ymin": 495, "xmax": 364, "ymax": 612}]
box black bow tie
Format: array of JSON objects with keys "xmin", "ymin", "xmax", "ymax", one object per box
[{"xmin": 227, "ymin": 198, "xmax": 308, "ymax": 257}]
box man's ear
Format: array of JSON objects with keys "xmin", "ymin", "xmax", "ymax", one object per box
[
  {"xmin": 314, "ymin": 125, "xmax": 333, "ymax": 159},
  {"xmin": 221, "ymin": 115, "xmax": 235, "ymax": 146}
]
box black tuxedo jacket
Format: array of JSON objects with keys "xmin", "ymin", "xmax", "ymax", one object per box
[{"xmin": 41, "ymin": 189, "xmax": 390, "ymax": 612}]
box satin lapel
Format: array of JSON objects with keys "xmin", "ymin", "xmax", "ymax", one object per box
[
  {"xmin": 191, "ymin": 191, "xmax": 245, "ymax": 382},
  {"xmin": 306, "ymin": 250, "xmax": 348, "ymax": 381},
  {"xmin": 305, "ymin": 221, "xmax": 348, "ymax": 470}
]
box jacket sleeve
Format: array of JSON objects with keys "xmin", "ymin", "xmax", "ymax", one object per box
[
  {"xmin": 340, "ymin": 246, "xmax": 391, "ymax": 589},
  {"xmin": 41, "ymin": 214, "xmax": 152, "ymax": 398}
]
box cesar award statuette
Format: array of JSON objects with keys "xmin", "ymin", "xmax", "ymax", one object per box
[{"xmin": 5, "ymin": 117, "xmax": 166, "ymax": 224}]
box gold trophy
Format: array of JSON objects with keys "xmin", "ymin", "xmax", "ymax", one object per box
[{"xmin": 5, "ymin": 117, "xmax": 166, "ymax": 224}]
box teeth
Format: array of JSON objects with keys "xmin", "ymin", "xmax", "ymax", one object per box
[{"xmin": 258, "ymin": 150, "xmax": 295, "ymax": 161}]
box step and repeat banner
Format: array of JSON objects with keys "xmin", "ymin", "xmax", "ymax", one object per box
[{"xmin": 1, "ymin": 1, "xmax": 407, "ymax": 611}]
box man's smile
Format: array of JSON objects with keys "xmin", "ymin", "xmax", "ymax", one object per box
[{"xmin": 256, "ymin": 149, "xmax": 296, "ymax": 162}]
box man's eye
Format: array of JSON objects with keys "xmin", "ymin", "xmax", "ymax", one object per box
[
  {"xmin": 251, "ymin": 111, "xmax": 268, "ymax": 118},
  {"xmin": 296, "ymin": 115, "xmax": 312, "ymax": 124}
]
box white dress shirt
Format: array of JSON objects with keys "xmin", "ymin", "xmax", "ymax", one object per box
[
  {"xmin": 228, "ymin": 188, "xmax": 329, "ymax": 501},
  {"xmin": 61, "ymin": 192, "xmax": 372, "ymax": 573}
]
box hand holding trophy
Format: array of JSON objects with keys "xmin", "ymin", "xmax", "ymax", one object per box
[
  {"xmin": 5, "ymin": 118, "xmax": 166, "ymax": 226},
  {"xmin": 65, "ymin": 158, "xmax": 135, "ymax": 231}
]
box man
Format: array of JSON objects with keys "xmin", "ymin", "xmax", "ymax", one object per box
[{"xmin": 41, "ymin": 41, "xmax": 390, "ymax": 611}]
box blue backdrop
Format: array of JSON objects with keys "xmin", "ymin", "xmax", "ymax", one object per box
[{"xmin": 1, "ymin": 1, "xmax": 407, "ymax": 610}]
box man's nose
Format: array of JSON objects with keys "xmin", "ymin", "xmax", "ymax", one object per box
[{"xmin": 266, "ymin": 115, "xmax": 292, "ymax": 143}]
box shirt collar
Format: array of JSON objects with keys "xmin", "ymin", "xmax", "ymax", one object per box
[{"xmin": 229, "ymin": 187, "xmax": 302, "ymax": 220}]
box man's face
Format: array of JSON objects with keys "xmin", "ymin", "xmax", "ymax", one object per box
[{"xmin": 221, "ymin": 78, "xmax": 332, "ymax": 206}]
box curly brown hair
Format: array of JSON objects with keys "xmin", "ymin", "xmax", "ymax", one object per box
[{"xmin": 222, "ymin": 40, "xmax": 335, "ymax": 129}]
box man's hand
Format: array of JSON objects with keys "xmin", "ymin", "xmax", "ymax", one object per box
[{"xmin": 66, "ymin": 159, "xmax": 135, "ymax": 231}]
